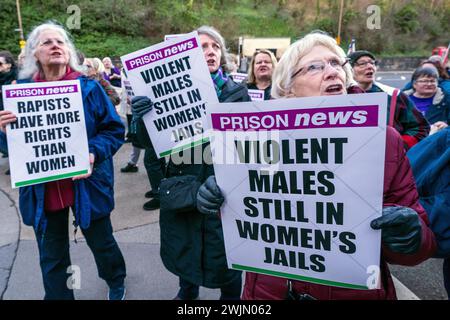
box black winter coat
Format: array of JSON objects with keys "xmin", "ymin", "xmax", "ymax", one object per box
[{"xmin": 137, "ymin": 78, "xmax": 250, "ymax": 287}]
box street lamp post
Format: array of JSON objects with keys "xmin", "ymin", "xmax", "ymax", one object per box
[
  {"xmin": 336, "ymin": 0, "xmax": 344, "ymax": 45},
  {"xmin": 16, "ymin": 0, "xmax": 26, "ymax": 49}
]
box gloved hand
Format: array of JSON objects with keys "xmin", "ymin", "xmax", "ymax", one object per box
[
  {"xmin": 131, "ymin": 96, "xmax": 153, "ymax": 120},
  {"xmin": 197, "ymin": 176, "xmax": 224, "ymax": 215},
  {"xmin": 370, "ymin": 206, "xmax": 422, "ymax": 254}
]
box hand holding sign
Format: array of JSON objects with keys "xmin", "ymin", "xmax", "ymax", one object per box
[
  {"xmin": 131, "ymin": 96, "xmax": 153, "ymax": 120},
  {"xmin": 371, "ymin": 206, "xmax": 422, "ymax": 254},
  {"xmin": 197, "ymin": 175, "xmax": 224, "ymax": 215},
  {"xmin": 72, "ymin": 153, "xmax": 95, "ymax": 180},
  {"xmin": 0, "ymin": 110, "xmax": 17, "ymax": 133}
]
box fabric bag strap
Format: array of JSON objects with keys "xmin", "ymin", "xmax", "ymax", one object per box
[{"xmin": 389, "ymin": 89, "xmax": 399, "ymax": 127}]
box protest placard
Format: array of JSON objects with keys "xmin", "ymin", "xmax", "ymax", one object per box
[
  {"xmin": 230, "ymin": 72, "xmax": 248, "ymax": 83},
  {"xmin": 164, "ymin": 34, "xmax": 187, "ymax": 41},
  {"xmin": 121, "ymin": 32, "xmax": 218, "ymax": 158},
  {"xmin": 2, "ymin": 80, "xmax": 90, "ymax": 188},
  {"xmin": 247, "ymin": 89, "xmax": 265, "ymax": 101},
  {"xmin": 207, "ymin": 92, "xmax": 388, "ymax": 290}
]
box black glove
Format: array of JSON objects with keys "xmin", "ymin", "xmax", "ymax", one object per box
[
  {"xmin": 131, "ymin": 96, "xmax": 153, "ymax": 120},
  {"xmin": 371, "ymin": 206, "xmax": 422, "ymax": 254},
  {"xmin": 197, "ymin": 176, "xmax": 224, "ymax": 215}
]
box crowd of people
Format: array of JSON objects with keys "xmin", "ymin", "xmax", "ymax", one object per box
[{"xmin": 0, "ymin": 20, "xmax": 449, "ymax": 300}]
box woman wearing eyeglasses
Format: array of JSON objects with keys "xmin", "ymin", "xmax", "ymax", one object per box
[
  {"xmin": 0, "ymin": 22, "xmax": 126, "ymax": 300},
  {"xmin": 348, "ymin": 50, "xmax": 430, "ymax": 149},
  {"xmin": 403, "ymin": 67, "xmax": 449, "ymax": 134},
  {"xmin": 198, "ymin": 31, "xmax": 437, "ymax": 300}
]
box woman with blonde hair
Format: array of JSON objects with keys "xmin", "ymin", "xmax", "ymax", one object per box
[
  {"xmin": 246, "ymin": 49, "xmax": 277, "ymax": 100},
  {"xmin": 197, "ymin": 31, "xmax": 437, "ymax": 300},
  {"xmin": 84, "ymin": 57, "xmax": 120, "ymax": 105}
]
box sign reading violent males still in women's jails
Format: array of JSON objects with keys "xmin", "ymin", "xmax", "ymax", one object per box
[
  {"xmin": 2, "ymin": 80, "xmax": 90, "ymax": 188},
  {"xmin": 121, "ymin": 32, "xmax": 218, "ymax": 158},
  {"xmin": 207, "ymin": 92, "xmax": 388, "ymax": 290}
]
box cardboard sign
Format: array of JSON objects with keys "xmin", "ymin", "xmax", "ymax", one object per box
[
  {"xmin": 207, "ymin": 92, "xmax": 388, "ymax": 290},
  {"xmin": 230, "ymin": 72, "xmax": 248, "ymax": 83},
  {"xmin": 248, "ymin": 89, "xmax": 265, "ymax": 101},
  {"xmin": 2, "ymin": 80, "xmax": 90, "ymax": 188},
  {"xmin": 121, "ymin": 32, "xmax": 218, "ymax": 157}
]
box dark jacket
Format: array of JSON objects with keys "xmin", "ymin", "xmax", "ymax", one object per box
[
  {"xmin": 18, "ymin": 76, "xmax": 125, "ymax": 231},
  {"xmin": 367, "ymin": 82, "xmax": 430, "ymax": 149},
  {"xmin": 137, "ymin": 78, "xmax": 250, "ymax": 287},
  {"xmin": 243, "ymin": 127, "xmax": 436, "ymax": 300},
  {"xmin": 407, "ymin": 127, "xmax": 450, "ymax": 258},
  {"xmin": 403, "ymin": 87, "xmax": 450, "ymax": 125}
]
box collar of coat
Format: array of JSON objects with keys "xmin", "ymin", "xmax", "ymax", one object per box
[{"xmin": 403, "ymin": 87, "xmax": 444, "ymax": 105}]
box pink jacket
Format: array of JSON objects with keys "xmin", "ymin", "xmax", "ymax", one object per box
[{"xmin": 242, "ymin": 127, "xmax": 437, "ymax": 300}]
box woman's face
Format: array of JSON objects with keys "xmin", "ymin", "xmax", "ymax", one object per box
[
  {"xmin": 83, "ymin": 60, "xmax": 96, "ymax": 77},
  {"xmin": 254, "ymin": 52, "xmax": 273, "ymax": 81},
  {"xmin": 0, "ymin": 56, "xmax": 12, "ymax": 73},
  {"xmin": 290, "ymin": 45, "xmax": 347, "ymax": 98},
  {"xmin": 200, "ymin": 34, "xmax": 222, "ymax": 73},
  {"xmin": 413, "ymin": 75, "xmax": 438, "ymax": 97},
  {"xmin": 103, "ymin": 58, "xmax": 112, "ymax": 68},
  {"xmin": 34, "ymin": 29, "xmax": 70, "ymax": 69}
]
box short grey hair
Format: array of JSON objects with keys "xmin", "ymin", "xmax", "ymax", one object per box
[
  {"xmin": 19, "ymin": 21, "xmax": 83, "ymax": 80},
  {"xmin": 271, "ymin": 31, "xmax": 354, "ymax": 98},
  {"xmin": 196, "ymin": 25, "xmax": 230, "ymax": 73}
]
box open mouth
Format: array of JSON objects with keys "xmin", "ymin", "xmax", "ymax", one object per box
[
  {"xmin": 324, "ymin": 84, "xmax": 344, "ymax": 94},
  {"xmin": 365, "ymin": 71, "xmax": 374, "ymax": 77}
]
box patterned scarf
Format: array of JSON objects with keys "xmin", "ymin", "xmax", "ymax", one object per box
[{"xmin": 211, "ymin": 66, "xmax": 228, "ymax": 97}]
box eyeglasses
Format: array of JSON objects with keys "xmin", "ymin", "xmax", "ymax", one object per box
[
  {"xmin": 354, "ymin": 60, "xmax": 378, "ymax": 68},
  {"xmin": 39, "ymin": 38, "xmax": 66, "ymax": 47},
  {"xmin": 415, "ymin": 79, "xmax": 437, "ymax": 84},
  {"xmin": 292, "ymin": 58, "xmax": 349, "ymax": 78}
]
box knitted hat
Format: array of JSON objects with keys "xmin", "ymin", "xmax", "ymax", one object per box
[{"xmin": 348, "ymin": 50, "xmax": 376, "ymax": 67}]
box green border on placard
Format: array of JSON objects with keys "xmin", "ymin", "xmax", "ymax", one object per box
[
  {"xmin": 15, "ymin": 170, "xmax": 89, "ymax": 187},
  {"xmin": 232, "ymin": 264, "xmax": 369, "ymax": 290},
  {"xmin": 159, "ymin": 137, "xmax": 210, "ymax": 157}
]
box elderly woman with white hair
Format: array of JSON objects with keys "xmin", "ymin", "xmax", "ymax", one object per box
[
  {"xmin": 198, "ymin": 31, "xmax": 436, "ymax": 300},
  {"xmin": 131, "ymin": 25, "xmax": 250, "ymax": 300},
  {"xmin": 84, "ymin": 57, "xmax": 120, "ymax": 105},
  {"xmin": 0, "ymin": 22, "xmax": 126, "ymax": 300}
]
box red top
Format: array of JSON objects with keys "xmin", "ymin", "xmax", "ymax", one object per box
[{"xmin": 34, "ymin": 67, "xmax": 81, "ymax": 212}]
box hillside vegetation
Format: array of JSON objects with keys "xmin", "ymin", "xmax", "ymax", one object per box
[{"xmin": 1, "ymin": 0, "xmax": 448, "ymax": 58}]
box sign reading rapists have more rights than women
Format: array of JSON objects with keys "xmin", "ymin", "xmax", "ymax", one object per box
[
  {"xmin": 2, "ymin": 80, "xmax": 90, "ymax": 188},
  {"xmin": 207, "ymin": 92, "xmax": 388, "ymax": 290},
  {"xmin": 121, "ymin": 32, "xmax": 218, "ymax": 158}
]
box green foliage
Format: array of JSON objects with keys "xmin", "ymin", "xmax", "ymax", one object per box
[
  {"xmin": 0, "ymin": 0, "xmax": 447, "ymax": 59},
  {"xmin": 394, "ymin": 4, "xmax": 419, "ymax": 33}
]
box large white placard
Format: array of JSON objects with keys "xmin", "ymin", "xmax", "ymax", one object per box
[
  {"xmin": 207, "ymin": 92, "xmax": 388, "ymax": 290},
  {"xmin": 121, "ymin": 32, "xmax": 218, "ymax": 158},
  {"xmin": 2, "ymin": 80, "xmax": 90, "ymax": 188}
]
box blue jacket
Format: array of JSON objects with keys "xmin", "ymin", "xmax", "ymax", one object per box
[
  {"xmin": 18, "ymin": 76, "xmax": 125, "ymax": 231},
  {"xmin": 407, "ymin": 127, "xmax": 450, "ymax": 257}
]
